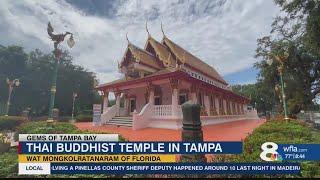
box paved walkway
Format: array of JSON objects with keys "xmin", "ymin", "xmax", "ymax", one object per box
[{"xmin": 75, "ymin": 119, "xmax": 265, "ymax": 141}]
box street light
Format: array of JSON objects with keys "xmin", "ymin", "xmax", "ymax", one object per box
[
  {"xmin": 46, "ymin": 22, "xmax": 75, "ymax": 123},
  {"xmin": 71, "ymin": 92, "xmax": 78, "ymax": 122},
  {"xmin": 267, "ymin": 54, "xmax": 289, "ymax": 121},
  {"xmin": 5, "ymin": 78, "xmax": 20, "ymax": 116}
]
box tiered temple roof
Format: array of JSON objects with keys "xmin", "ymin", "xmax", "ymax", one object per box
[
  {"xmin": 98, "ymin": 31, "xmax": 231, "ymax": 90},
  {"xmin": 162, "ymin": 37, "xmax": 226, "ymax": 84}
]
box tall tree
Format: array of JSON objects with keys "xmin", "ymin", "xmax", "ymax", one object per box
[
  {"xmin": 232, "ymin": 83, "xmax": 277, "ymax": 115},
  {"xmin": 0, "ymin": 45, "xmax": 100, "ymax": 116},
  {"xmin": 254, "ymin": 0, "xmax": 320, "ymax": 115}
]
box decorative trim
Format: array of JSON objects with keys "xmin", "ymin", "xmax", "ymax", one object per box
[
  {"xmin": 97, "ymin": 70, "xmax": 249, "ymax": 103},
  {"xmin": 146, "ymin": 81, "xmax": 155, "ymax": 92},
  {"xmin": 114, "ymin": 91, "xmax": 121, "ymax": 97},
  {"xmin": 169, "ymin": 78, "xmax": 179, "ymax": 90},
  {"xmin": 179, "ymin": 89, "xmax": 189, "ymax": 94}
]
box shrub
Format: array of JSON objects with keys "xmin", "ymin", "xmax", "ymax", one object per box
[
  {"xmin": 17, "ymin": 121, "xmax": 83, "ymax": 134},
  {"xmin": 0, "ymin": 148, "xmax": 19, "ymax": 178},
  {"xmin": 76, "ymin": 114, "xmax": 92, "ymax": 122},
  {"xmin": 58, "ymin": 116, "xmax": 72, "ymax": 122},
  {"xmin": 0, "ymin": 116, "xmax": 26, "ymax": 131},
  {"xmin": 79, "ymin": 109, "xmax": 92, "ymax": 115}
]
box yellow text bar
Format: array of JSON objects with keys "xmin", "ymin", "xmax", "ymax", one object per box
[{"xmin": 19, "ymin": 154, "xmax": 176, "ymax": 163}]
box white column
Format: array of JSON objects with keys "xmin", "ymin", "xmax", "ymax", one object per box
[
  {"xmin": 191, "ymin": 92, "xmax": 197, "ymax": 104},
  {"xmin": 230, "ymin": 101, "xmax": 234, "ymax": 115},
  {"xmin": 215, "ymin": 96, "xmax": 220, "ymax": 115},
  {"xmin": 149, "ymin": 90, "xmax": 154, "ymax": 105},
  {"xmin": 123, "ymin": 95, "xmax": 129, "ymax": 116},
  {"xmin": 115, "ymin": 92, "xmax": 121, "ymax": 116},
  {"xmin": 172, "ymin": 88, "xmax": 179, "ymax": 117},
  {"xmin": 103, "ymin": 91, "xmax": 109, "ymax": 113},
  {"xmin": 190, "ymin": 84, "xmax": 197, "ymax": 104},
  {"xmin": 235, "ymin": 102, "xmax": 238, "ymax": 115},
  {"xmin": 223, "ymin": 99, "xmax": 227, "ymax": 115},
  {"xmin": 243, "ymin": 104, "xmax": 247, "ymax": 114},
  {"xmin": 204, "ymin": 94, "xmax": 210, "ymax": 116}
]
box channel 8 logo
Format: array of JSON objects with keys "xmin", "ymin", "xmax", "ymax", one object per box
[{"xmin": 260, "ymin": 142, "xmax": 283, "ymax": 162}]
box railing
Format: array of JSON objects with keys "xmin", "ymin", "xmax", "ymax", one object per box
[
  {"xmin": 177, "ymin": 105, "xmax": 182, "ymax": 117},
  {"xmin": 153, "ymin": 105, "xmax": 172, "ymax": 117},
  {"xmin": 152, "ymin": 105, "xmax": 183, "ymax": 118},
  {"xmin": 200, "ymin": 114, "xmax": 246, "ymax": 120},
  {"xmin": 100, "ymin": 105, "xmax": 117, "ymax": 124},
  {"xmin": 132, "ymin": 103, "xmax": 153, "ymax": 130},
  {"xmin": 119, "ymin": 107, "xmax": 127, "ymax": 117}
]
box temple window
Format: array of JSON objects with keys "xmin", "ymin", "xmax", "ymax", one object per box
[
  {"xmin": 129, "ymin": 97, "xmax": 136, "ymax": 113},
  {"xmin": 154, "ymin": 96, "xmax": 161, "ymax": 105}
]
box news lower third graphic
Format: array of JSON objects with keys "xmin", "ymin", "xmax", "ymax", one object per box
[
  {"xmin": 260, "ymin": 142, "xmax": 320, "ymax": 161},
  {"xmin": 17, "ymin": 134, "xmax": 310, "ymax": 175}
]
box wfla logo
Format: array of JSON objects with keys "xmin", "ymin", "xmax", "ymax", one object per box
[{"xmin": 260, "ymin": 142, "xmax": 283, "ymax": 162}]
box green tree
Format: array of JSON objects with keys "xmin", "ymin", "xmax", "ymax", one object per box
[
  {"xmin": 232, "ymin": 83, "xmax": 277, "ymax": 115},
  {"xmin": 254, "ymin": 0, "xmax": 320, "ymax": 115},
  {"xmin": 0, "ymin": 45, "xmax": 100, "ymax": 117}
]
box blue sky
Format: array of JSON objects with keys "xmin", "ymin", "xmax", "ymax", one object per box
[
  {"xmin": 224, "ymin": 67, "xmax": 259, "ymax": 85},
  {"xmin": 0, "ymin": 0, "xmax": 280, "ymax": 85}
]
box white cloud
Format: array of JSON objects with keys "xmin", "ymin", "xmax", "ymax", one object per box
[{"xmin": 0, "ymin": 0, "xmax": 280, "ymax": 84}]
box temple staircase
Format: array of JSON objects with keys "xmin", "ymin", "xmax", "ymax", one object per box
[{"xmin": 107, "ymin": 116, "xmax": 133, "ymax": 127}]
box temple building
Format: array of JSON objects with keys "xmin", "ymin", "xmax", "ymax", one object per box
[{"xmin": 96, "ymin": 26, "xmax": 258, "ymax": 130}]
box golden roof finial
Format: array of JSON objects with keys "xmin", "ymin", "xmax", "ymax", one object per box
[
  {"xmin": 161, "ymin": 21, "xmax": 166, "ymax": 38},
  {"xmin": 145, "ymin": 21, "xmax": 150, "ymax": 37},
  {"xmin": 126, "ymin": 32, "xmax": 130, "ymax": 44}
]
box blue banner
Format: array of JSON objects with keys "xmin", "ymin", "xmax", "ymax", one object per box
[
  {"xmin": 278, "ymin": 144, "xmax": 320, "ymax": 161},
  {"xmin": 19, "ymin": 141, "xmax": 242, "ymax": 154},
  {"xmin": 50, "ymin": 162, "xmax": 300, "ymax": 174}
]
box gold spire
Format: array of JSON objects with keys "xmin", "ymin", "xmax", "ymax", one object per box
[
  {"xmin": 145, "ymin": 21, "xmax": 150, "ymax": 37},
  {"xmin": 161, "ymin": 21, "xmax": 166, "ymax": 37},
  {"xmin": 126, "ymin": 32, "xmax": 130, "ymax": 44}
]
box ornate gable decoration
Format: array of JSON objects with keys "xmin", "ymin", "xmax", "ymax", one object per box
[
  {"xmin": 145, "ymin": 37, "xmax": 176, "ymax": 68},
  {"xmin": 119, "ymin": 43, "xmax": 161, "ymax": 71},
  {"xmin": 162, "ymin": 37, "xmax": 227, "ymax": 85}
]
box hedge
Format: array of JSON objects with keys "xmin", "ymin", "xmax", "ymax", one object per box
[
  {"xmin": 17, "ymin": 121, "xmax": 82, "ymax": 134},
  {"xmin": 0, "ymin": 116, "xmax": 26, "ymax": 131},
  {"xmin": 76, "ymin": 114, "xmax": 92, "ymax": 122}
]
